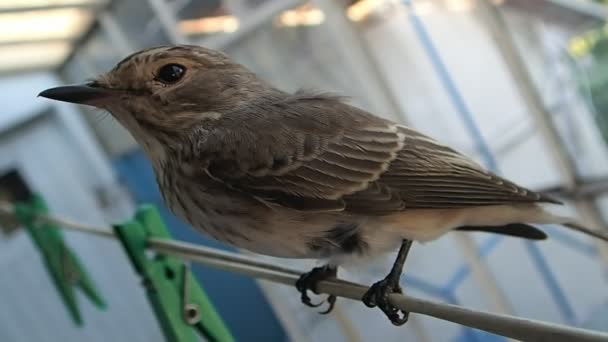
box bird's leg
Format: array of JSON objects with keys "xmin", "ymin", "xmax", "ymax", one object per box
[
  {"xmin": 362, "ymin": 239, "xmax": 413, "ymax": 326},
  {"xmin": 296, "ymin": 265, "xmax": 338, "ymax": 314}
]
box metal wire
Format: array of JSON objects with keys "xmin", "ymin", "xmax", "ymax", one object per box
[{"xmin": 1, "ymin": 202, "xmax": 608, "ymax": 341}]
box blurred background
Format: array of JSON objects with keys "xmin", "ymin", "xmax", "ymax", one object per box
[{"xmin": 1, "ymin": 0, "xmax": 608, "ymax": 341}]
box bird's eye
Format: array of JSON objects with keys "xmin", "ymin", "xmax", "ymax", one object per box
[{"xmin": 156, "ymin": 63, "xmax": 186, "ymax": 84}]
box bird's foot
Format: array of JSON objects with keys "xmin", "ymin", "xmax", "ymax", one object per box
[
  {"xmin": 362, "ymin": 277, "xmax": 409, "ymax": 326},
  {"xmin": 296, "ymin": 265, "xmax": 337, "ymax": 314}
]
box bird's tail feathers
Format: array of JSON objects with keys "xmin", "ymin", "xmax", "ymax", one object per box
[
  {"xmin": 456, "ymin": 223, "xmax": 547, "ymax": 240},
  {"xmin": 478, "ymin": 204, "xmax": 608, "ymax": 243},
  {"xmin": 541, "ymin": 211, "xmax": 608, "ymax": 242}
]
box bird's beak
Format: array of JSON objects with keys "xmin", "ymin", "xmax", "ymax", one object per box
[{"xmin": 38, "ymin": 82, "xmax": 115, "ymax": 107}]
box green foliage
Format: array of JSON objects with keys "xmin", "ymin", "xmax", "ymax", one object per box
[{"xmin": 569, "ymin": 24, "xmax": 608, "ymax": 144}]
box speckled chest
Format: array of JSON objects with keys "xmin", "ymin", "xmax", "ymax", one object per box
[
  {"xmin": 154, "ymin": 164, "xmax": 262, "ymax": 243},
  {"xmin": 152, "ymin": 163, "xmax": 402, "ymax": 261}
]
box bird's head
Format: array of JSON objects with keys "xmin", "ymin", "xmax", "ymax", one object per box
[{"xmin": 40, "ymin": 45, "xmax": 267, "ymax": 155}]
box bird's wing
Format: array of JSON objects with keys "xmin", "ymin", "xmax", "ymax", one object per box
[
  {"xmin": 200, "ymin": 94, "xmax": 555, "ymax": 213},
  {"xmin": 344, "ymin": 126, "xmax": 558, "ymax": 214}
]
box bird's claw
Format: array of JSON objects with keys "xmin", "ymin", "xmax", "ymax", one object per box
[
  {"xmin": 296, "ymin": 266, "xmax": 337, "ymax": 314},
  {"xmin": 319, "ymin": 294, "xmax": 337, "ymax": 314},
  {"xmin": 362, "ymin": 278, "xmax": 409, "ymax": 326}
]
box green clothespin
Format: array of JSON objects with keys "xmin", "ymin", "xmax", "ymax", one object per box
[
  {"xmin": 14, "ymin": 194, "xmax": 106, "ymax": 325},
  {"xmin": 114, "ymin": 205, "xmax": 234, "ymax": 342}
]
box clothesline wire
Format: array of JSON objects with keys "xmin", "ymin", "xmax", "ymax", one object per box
[{"xmin": 1, "ymin": 202, "xmax": 607, "ymax": 342}]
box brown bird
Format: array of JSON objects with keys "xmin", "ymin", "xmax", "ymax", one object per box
[{"xmin": 39, "ymin": 45, "xmax": 607, "ymax": 325}]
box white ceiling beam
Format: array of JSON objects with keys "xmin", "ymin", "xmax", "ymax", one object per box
[{"xmin": 0, "ymin": 0, "xmax": 106, "ymax": 14}]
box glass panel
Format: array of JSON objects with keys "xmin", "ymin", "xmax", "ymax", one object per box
[
  {"xmin": 219, "ymin": 4, "xmax": 377, "ymax": 113},
  {"xmin": 58, "ymin": 56, "xmax": 86, "ymax": 83},
  {"xmin": 498, "ymin": 1, "xmax": 608, "ymax": 178},
  {"xmin": 111, "ymin": 0, "xmax": 170, "ymax": 49},
  {"xmin": 79, "ymin": 26, "xmax": 122, "ymax": 72}
]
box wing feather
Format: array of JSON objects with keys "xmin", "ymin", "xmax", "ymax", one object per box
[{"xmin": 200, "ymin": 94, "xmax": 556, "ymax": 213}]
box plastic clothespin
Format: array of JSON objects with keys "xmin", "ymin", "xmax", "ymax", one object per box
[
  {"xmin": 14, "ymin": 194, "xmax": 106, "ymax": 325},
  {"xmin": 114, "ymin": 205, "xmax": 234, "ymax": 342}
]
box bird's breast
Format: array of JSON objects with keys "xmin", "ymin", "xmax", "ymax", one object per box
[
  {"xmin": 155, "ymin": 168, "xmax": 404, "ymax": 261},
  {"xmin": 154, "ymin": 168, "xmax": 306, "ymax": 256}
]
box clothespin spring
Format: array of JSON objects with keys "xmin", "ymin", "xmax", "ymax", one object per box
[{"xmin": 181, "ymin": 262, "xmax": 201, "ymax": 325}]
